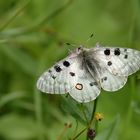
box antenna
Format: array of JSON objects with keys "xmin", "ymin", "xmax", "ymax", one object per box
[
  {"xmin": 86, "ymin": 33, "xmax": 94, "ymax": 43},
  {"xmin": 65, "ymin": 33, "xmax": 94, "ymax": 49},
  {"xmin": 65, "ymin": 42, "xmax": 76, "ymax": 47},
  {"xmin": 65, "ymin": 42, "xmax": 77, "ymax": 53}
]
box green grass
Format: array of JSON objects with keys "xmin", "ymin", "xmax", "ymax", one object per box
[{"xmin": 0, "ymin": 0, "xmax": 140, "ymax": 140}]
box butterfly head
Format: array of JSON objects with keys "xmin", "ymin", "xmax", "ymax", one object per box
[{"xmin": 76, "ymin": 45, "xmax": 84, "ymax": 54}]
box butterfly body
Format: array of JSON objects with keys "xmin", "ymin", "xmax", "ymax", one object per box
[{"xmin": 37, "ymin": 44, "xmax": 140, "ymax": 103}]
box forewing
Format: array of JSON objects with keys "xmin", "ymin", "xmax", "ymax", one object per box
[
  {"xmin": 37, "ymin": 55, "xmax": 77, "ymax": 94},
  {"xmin": 94, "ymin": 47, "xmax": 140, "ymax": 76}
]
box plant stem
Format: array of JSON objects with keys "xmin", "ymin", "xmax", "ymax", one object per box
[
  {"xmin": 86, "ymin": 98, "xmax": 98, "ymax": 140},
  {"xmin": 89, "ymin": 98, "xmax": 98, "ymax": 127},
  {"xmin": 71, "ymin": 127, "xmax": 87, "ymax": 140}
]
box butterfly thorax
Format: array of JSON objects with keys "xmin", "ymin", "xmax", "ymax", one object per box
[{"xmin": 80, "ymin": 48, "xmax": 101, "ymax": 82}]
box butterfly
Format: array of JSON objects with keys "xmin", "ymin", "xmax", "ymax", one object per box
[{"xmin": 36, "ymin": 44, "xmax": 140, "ymax": 103}]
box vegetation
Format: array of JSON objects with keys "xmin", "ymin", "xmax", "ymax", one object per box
[{"xmin": 0, "ymin": 0, "xmax": 140, "ymax": 140}]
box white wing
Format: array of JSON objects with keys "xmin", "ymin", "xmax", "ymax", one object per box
[
  {"xmin": 99, "ymin": 68, "xmax": 127, "ymax": 91},
  {"xmin": 37, "ymin": 52, "xmax": 101, "ymax": 103},
  {"xmin": 93, "ymin": 47, "xmax": 140, "ymax": 76},
  {"xmin": 37, "ymin": 55, "xmax": 76, "ymax": 94},
  {"xmin": 68, "ymin": 61, "xmax": 101, "ymax": 103}
]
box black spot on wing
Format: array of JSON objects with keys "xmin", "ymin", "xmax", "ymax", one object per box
[
  {"xmin": 63, "ymin": 61, "xmax": 70, "ymax": 67},
  {"xmin": 107, "ymin": 61, "xmax": 112, "ymax": 66},
  {"xmin": 89, "ymin": 82, "xmax": 98, "ymax": 86},
  {"xmin": 101, "ymin": 77, "xmax": 107, "ymax": 82},
  {"xmin": 104, "ymin": 49, "xmax": 110, "ymax": 55},
  {"xmin": 124, "ymin": 54, "xmax": 128, "ymax": 59},
  {"xmin": 69, "ymin": 72, "xmax": 75, "ymax": 76},
  {"xmin": 114, "ymin": 48, "xmax": 120, "ymax": 55},
  {"xmin": 104, "ymin": 77, "xmax": 107, "ymax": 81},
  {"xmin": 54, "ymin": 65, "xmax": 62, "ymax": 72},
  {"xmin": 52, "ymin": 75, "xmax": 56, "ymax": 79},
  {"xmin": 124, "ymin": 49, "xmax": 127, "ymax": 52},
  {"xmin": 89, "ymin": 83, "xmax": 94, "ymax": 86}
]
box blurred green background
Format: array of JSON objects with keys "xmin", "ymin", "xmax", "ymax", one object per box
[{"xmin": 0, "ymin": 0, "xmax": 140, "ymax": 140}]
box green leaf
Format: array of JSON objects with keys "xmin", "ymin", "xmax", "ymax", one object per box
[
  {"xmin": 95, "ymin": 115, "xmax": 120, "ymax": 140},
  {"xmin": 83, "ymin": 100, "xmax": 98, "ymax": 122},
  {"xmin": 61, "ymin": 95, "xmax": 86, "ymax": 125}
]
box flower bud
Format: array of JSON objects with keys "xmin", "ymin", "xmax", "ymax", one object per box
[{"xmin": 87, "ymin": 128, "xmax": 96, "ymax": 140}]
